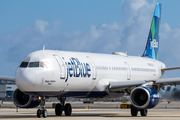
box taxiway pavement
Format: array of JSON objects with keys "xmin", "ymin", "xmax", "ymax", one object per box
[{"xmin": 0, "ymin": 101, "xmax": 180, "ymax": 120}]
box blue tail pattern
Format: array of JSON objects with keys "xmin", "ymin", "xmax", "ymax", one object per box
[{"xmin": 142, "ymin": 3, "xmax": 161, "ymax": 60}]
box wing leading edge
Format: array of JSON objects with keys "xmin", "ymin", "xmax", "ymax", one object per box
[{"xmin": 161, "ymin": 67, "xmax": 180, "ymax": 71}]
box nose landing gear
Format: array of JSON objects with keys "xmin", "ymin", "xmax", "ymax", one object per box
[
  {"xmin": 36, "ymin": 97, "xmax": 72, "ymax": 118},
  {"xmin": 37, "ymin": 97, "xmax": 47, "ymax": 118}
]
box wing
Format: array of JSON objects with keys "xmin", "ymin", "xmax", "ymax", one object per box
[
  {"xmin": 109, "ymin": 67, "xmax": 180, "ymax": 92},
  {"xmin": 161, "ymin": 67, "xmax": 180, "ymax": 71},
  {"xmin": 109, "ymin": 77, "xmax": 180, "ymax": 92},
  {"xmin": 0, "ymin": 76, "xmax": 15, "ymax": 82}
]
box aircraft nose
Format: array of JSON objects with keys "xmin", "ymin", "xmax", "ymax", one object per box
[{"xmin": 16, "ymin": 69, "xmax": 36, "ymax": 91}]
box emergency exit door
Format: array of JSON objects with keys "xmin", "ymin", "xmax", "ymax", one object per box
[{"xmin": 124, "ymin": 62, "xmax": 131, "ymax": 80}]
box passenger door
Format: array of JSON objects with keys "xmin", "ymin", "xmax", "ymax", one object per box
[
  {"xmin": 86, "ymin": 56, "xmax": 97, "ymax": 80},
  {"xmin": 53, "ymin": 54, "xmax": 67, "ymax": 80}
]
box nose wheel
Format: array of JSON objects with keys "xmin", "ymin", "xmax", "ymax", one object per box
[
  {"xmin": 37, "ymin": 109, "xmax": 47, "ymax": 118},
  {"xmin": 37, "ymin": 97, "xmax": 47, "ymax": 118},
  {"xmin": 37, "ymin": 109, "xmax": 41, "ymax": 118}
]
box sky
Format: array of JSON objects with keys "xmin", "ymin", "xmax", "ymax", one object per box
[{"xmin": 0, "ymin": 0, "xmax": 180, "ymax": 78}]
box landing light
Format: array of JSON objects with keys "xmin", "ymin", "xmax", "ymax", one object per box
[{"xmin": 38, "ymin": 96, "xmax": 41, "ymax": 100}]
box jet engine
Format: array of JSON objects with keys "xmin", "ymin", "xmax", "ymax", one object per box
[
  {"xmin": 12, "ymin": 89, "xmax": 40, "ymax": 108},
  {"xmin": 130, "ymin": 86, "xmax": 161, "ymax": 109}
]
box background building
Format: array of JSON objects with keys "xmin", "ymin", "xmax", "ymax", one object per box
[{"xmin": 0, "ymin": 80, "xmax": 16, "ymax": 101}]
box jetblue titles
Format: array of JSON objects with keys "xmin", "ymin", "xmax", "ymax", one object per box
[{"xmin": 65, "ymin": 57, "xmax": 91, "ymax": 82}]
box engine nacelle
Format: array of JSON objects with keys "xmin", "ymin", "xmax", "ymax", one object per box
[
  {"xmin": 130, "ymin": 86, "xmax": 161, "ymax": 109},
  {"xmin": 12, "ymin": 89, "xmax": 40, "ymax": 108}
]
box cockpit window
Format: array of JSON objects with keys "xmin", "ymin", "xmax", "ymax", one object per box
[
  {"xmin": 29, "ymin": 62, "xmax": 39, "ymax": 67},
  {"xmin": 40, "ymin": 62, "xmax": 45, "ymax": 67},
  {"xmin": 20, "ymin": 62, "xmax": 28, "ymax": 68}
]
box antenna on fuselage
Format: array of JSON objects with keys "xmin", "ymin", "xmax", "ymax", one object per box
[{"xmin": 43, "ymin": 45, "xmax": 45, "ymax": 50}]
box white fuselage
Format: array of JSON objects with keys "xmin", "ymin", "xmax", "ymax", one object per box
[{"xmin": 15, "ymin": 50, "xmax": 165, "ymax": 98}]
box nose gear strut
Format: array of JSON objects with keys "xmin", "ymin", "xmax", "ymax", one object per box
[{"xmin": 37, "ymin": 96, "xmax": 47, "ymax": 118}]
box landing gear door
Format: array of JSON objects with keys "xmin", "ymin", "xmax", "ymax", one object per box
[
  {"xmin": 53, "ymin": 55, "xmax": 67, "ymax": 79},
  {"xmin": 124, "ymin": 62, "xmax": 131, "ymax": 80},
  {"xmin": 86, "ymin": 56, "xmax": 97, "ymax": 80}
]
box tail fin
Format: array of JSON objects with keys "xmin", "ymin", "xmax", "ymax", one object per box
[{"xmin": 142, "ymin": 3, "xmax": 161, "ymax": 60}]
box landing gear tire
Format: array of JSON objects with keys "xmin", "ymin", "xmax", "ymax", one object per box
[
  {"xmin": 64, "ymin": 103, "xmax": 72, "ymax": 116},
  {"xmin": 42, "ymin": 109, "xmax": 47, "ymax": 118},
  {"xmin": 37, "ymin": 109, "xmax": 41, "ymax": 118},
  {"xmin": 55, "ymin": 103, "xmax": 63, "ymax": 116},
  {"xmin": 131, "ymin": 106, "xmax": 138, "ymax": 116},
  {"xmin": 37, "ymin": 96, "xmax": 47, "ymax": 118},
  {"xmin": 140, "ymin": 109, "xmax": 147, "ymax": 116}
]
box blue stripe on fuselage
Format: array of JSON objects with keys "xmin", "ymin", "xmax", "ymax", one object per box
[{"xmin": 24, "ymin": 91, "xmax": 124, "ymax": 98}]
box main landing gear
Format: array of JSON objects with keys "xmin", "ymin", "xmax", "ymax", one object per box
[
  {"xmin": 55, "ymin": 97, "xmax": 72, "ymax": 116},
  {"xmin": 37, "ymin": 97, "xmax": 47, "ymax": 118},
  {"xmin": 131, "ymin": 106, "xmax": 148, "ymax": 116}
]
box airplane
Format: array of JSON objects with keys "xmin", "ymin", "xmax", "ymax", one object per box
[{"xmin": 1, "ymin": 3, "xmax": 180, "ymax": 118}]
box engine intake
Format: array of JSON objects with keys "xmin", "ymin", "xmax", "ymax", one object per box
[
  {"xmin": 130, "ymin": 86, "xmax": 161, "ymax": 109},
  {"xmin": 13, "ymin": 89, "xmax": 40, "ymax": 108}
]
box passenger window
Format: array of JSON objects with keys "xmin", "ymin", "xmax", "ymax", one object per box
[
  {"xmin": 20, "ymin": 62, "xmax": 28, "ymax": 68},
  {"xmin": 29, "ymin": 62, "xmax": 39, "ymax": 67}
]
